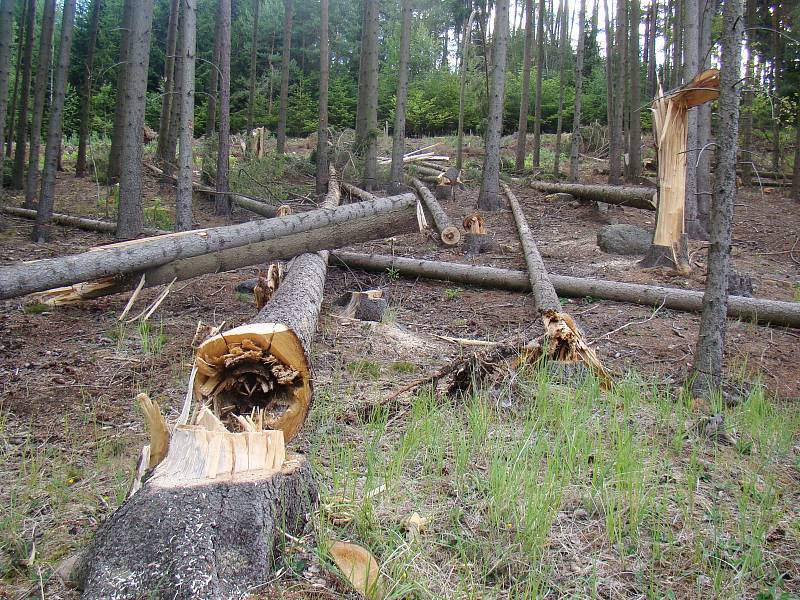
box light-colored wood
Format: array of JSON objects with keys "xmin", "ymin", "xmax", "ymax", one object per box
[
  {"xmin": 411, "ymin": 178, "xmax": 461, "ymax": 246},
  {"xmin": 137, "ymin": 393, "xmax": 169, "ymax": 469}
]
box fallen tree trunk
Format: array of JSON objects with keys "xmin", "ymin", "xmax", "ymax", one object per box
[
  {"xmin": 146, "ymin": 162, "xmax": 289, "ymax": 219},
  {"xmin": 73, "ymin": 168, "xmax": 346, "ymax": 599},
  {"xmin": 529, "ymin": 181, "xmax": 657, "ymax": 210},
  {"xmin": 412, "ymin": 164, "xmax": 446, "ymax": 178},
  {"xmin": 340, "ymin": 181, "xmax": 377, "ymax": 203},
  {"xmin": 1, "ymin": 193, "xmax": 417, "ymax": 300},
  {"xmin": 411, "ymin": 178, "xmax": 460, "ymax": 246},
  {"xmin": 1, "ymin": 205, "xmax": 166, "ymax": 236},
  {"xmin": 328, "ymin": 252, "xmax": 800, "ymax": 329}
]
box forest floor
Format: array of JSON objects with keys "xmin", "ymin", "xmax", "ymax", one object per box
[{"xmin": 0, "ymin": 134, "xmax": 798, "ymax": 599}]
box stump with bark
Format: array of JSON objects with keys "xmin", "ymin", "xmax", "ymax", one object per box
[
  {"xmin": 335, "ymin": 289, "xmax": 387, "ymax": 321},
  {"xmin": 463, "ymin": 213, "xmax": 497, "ymax": 256}
]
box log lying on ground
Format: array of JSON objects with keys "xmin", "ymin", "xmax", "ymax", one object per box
[
  {"xmin": 0, "ymin": 193, "xmax": 417, "ymax": 300},
  {"xmin": 411, "ymin": 178, "xmax": 460, "ymax": 246},
  {"xmin": 412, "ymin": 164, "xmax": 447, "ymax": 178},
  {"xmin": 73, "ymin": 168, "xmax": 346, "ymax": 599},
  {"xmin": 529, "ymin": 181, "xmax": 657, "ymax": 210},
  {"xmin": 146, "ymin": 162, "xmax": 290, "ymax": 219},
  {"xmin": 329, "ymin": 252, "xmax": 800, "ymax": 329},
  {"xmin": 1, "ymin": 205, "xmax": 166, "ymax": 236},
  {"xmin": 341, "ymin": 181, "xmax": 377, "ymax": 202},
  {"xmin": 502, "ymin": 183, "xmax": 610, "ymax": 386}
]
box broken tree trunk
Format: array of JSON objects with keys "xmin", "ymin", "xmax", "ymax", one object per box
[
  {"xmin": 411, "ymin": 178, "xmax": 460, "ymax": 246},
  {"xmin": 463, "ymin": 213, "xmax": 496, "ymax": 256},
  {"xmin": 0, "ymin": 194, "xmax": 417, "ymax": 300},
  {"xmin": 329, "ymin": 252, "xmax": 800, "ymax": 329},
  {"xmin": 73, "ymin": 170, "xmax": 345, "ymax": 599},
  {"xmin": 528, "ymin": 181, "xmax": 658, "ymax": 210},
  {"xmin": 641, "ymin": 69, "xmax": 720, "ymax": 270},
  {"xmin": 1, "ymin": 205, "xmax": 166, "ymax": 236}
]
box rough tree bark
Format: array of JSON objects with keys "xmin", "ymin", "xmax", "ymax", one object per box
[
  {"xmin": 695, "ymin": 0, "xmax": 716, "ymax": 226},
  {"xmin": 626, "ymin": 0, "xmax": 641, "ymax": 181},
  {"xmin": 2, "ymin": 194, "xmax": 418, "ymax": 300},
  {"xmin": 569, "ymin": 0, "xmax": 586, "ymax": 182},
  {"xmin": 792, "ymin": 109, "xmax": 800, "ymax": 200},
  {"xmin": 156, "ymin": 0, "xmax": 180, "ymax": 166},
  {"xmin": 0, "ymin": 0, "xmax": 14, "ymax": 190},
  {"xmin": 515, "ymin": 0, "xmax": 533, "ymax": 171},
  {"xmin": 646, "ymin": 0, "xmax": 657, "ymax": 97},
  {"xmin": 75, "ymin": 0, "xmax": 102, "ymax": 178},
  {"xmin": 672, "ymin": 0, "xmax": 682, "ymax": 87},
  {"xmin": 358, "ymin": 0, "xmax": 379, "ymax": 191},
  {"xmin": 740, "ymin": 0, "xmax": 755, "ymax": 187},
  {"xmin": 10, "ymin": 0, "xmax": 35, "ymax": 190},
  {"xmin": 455, "ymin": 9, "xmax": 476, "ymax": 171},
  {"xmin": 107, "ymin": 0, "xmax": 134, "ymax": 183},
  {"xmin": 4, "ymin": 0, "xmax": 24, "ymax": 159},
  {"xmin": 22, "ymin": 0, "xmax": 55, "ymax": 208},
  {"xmin": 214, "ymin": 0, "xmax": 231, "ymax": 215},
  {"xmin": 275, "ymin": 0, "xmax": 293, "ymax": 155},
  {"xmin": 246, "ymin": 0, "xmax": 261, "ymax": 145},
  {"xmin": 31, "ymin": 0, "xmax": 76, "ymax": 243},
  {"xmin": 770, "ymin": 8, "xmax": 782, "ymax": 175},
  {"xmin": 477, "ymin": 0, "xmax": 510, "ymax": 212},
  {"xmin": 683, "ymin": 0, "xmax": 705, "ymax": 239},
  {"xmin": 603, "ymin": 0, "xmax": 614, "ymax": 146},
  {"xmin": 331, "ymin": 251, "xmax": 800, "ymax": 328},
  {"xmin": 388, "ymin": 0, "xmax": 412, "ymax": 193},
  {"xmin": 175, "ymin": 0, "xmax": 196, "ymax": 232},
  {"xmin": 609, "ymin": 0, "xmax": 626, "ymax": 184},
  {"xmin": 205, "ymin": 5, "xmax": 221, "ymax": 136},
  {"xmin": 690, "ymin": 0, "xmax": 743, "ymax": 394},
  {"xmin": 531, "ymin": 0, "xmax": 545, "ymax": 167},
  {"xmin": 116, "ymin": 0, "xmax": 154, "ymax": 239},
  {"xmin": 164, "ymin": 22, "xmax": 182, "ymax": 175},
  {"xmin": 315, "ymin": 0, "xmax": 329, "ymax": 195},
  {"xmin": 529, "ymin": 180, "xmax": 657, "ymax": 209},
  {"xmin": 553, "ymin": 0, "xmax": 569, "ymax": 179}
]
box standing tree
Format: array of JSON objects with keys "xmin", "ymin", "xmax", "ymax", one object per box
[
  {"xmin": 11, "ymin": 0, "xmax": 35, "ymax": 190},
  {"xmin": 553, "ymin": 0, "xmax": 569, "ymax": 179},
  {"xmin": 569, "ymin": 0, "xmax": 586, "ymax": 182},
  {"xmin": 477, "ymin": 0, "xmax": 509, "ymax": 211},
  {"xmin": 515, "ymin": 0, "xmax": 533, "ymax": 171},
  {"xmin": 175, "ymin": 0, "xmax": 195, "ymax": 231},
  {"xmin": 626, "ymin": 0, "xmax": 641, "ymax": 181},
  {"xmin": 275, "ymin": 0, "xmax": 293, "ymax": 155},
  {"xmin": 769, "ymin": 8, "xmax": 782, "ymax": 174},
  {"xmin": 31, "ymin": 0, "xmax": 76, "ymax": 243},
  {"xmin": 388, "ymin": 0, "xmax": 412, "ymax": 193},
  {"xmin": 455, "ymin": 9, "xmax": 476, "ymax": 171},
  {"xmin": 740, "ymin": 0, "xmax": 755, "ymax": 186},
  {"xmin": 0, "ymin": 0, "xmax": 13, "ymax": 189},
  {"xmin": 609, "ymin": 0, "xmax": 626, "ymax": 184},
  {"xmin": 214, "ymin": 0, "xmax": 231, "ymax": 215},
  {"xmin": 107, "ymin": 0, "xmax": 134, "ymax": 183},
  {"xmin": 315, "ymin": 0, "xmax": 329, "ymax": 195},
  {"xmin": 531, "ymin": 0, "xmax": 545, "ymax": 167},
  {"xmin": 246, "ymin": 0, "xmax": 261, "ymax": 145},
  {"xmin": 357, "ymin": 0, "xmax": 379, "ymax": 190},
  {"xmin": 695, "ymin": 0, "xmax": 716, "ymax": 225},
  {"xmin": 205, "ymin": 6, "xmax": 221, "ymax": 136},
  {"xmin": 690, "ymin": 0, "xmax": 743, "ymax": 395},
  {"xmin": 683, "ymin": 0, "xmax": 704, "ymax": 239},
  {"xmin": 792, "ymin": 109, "xmax": 800, "ymax": 200},
  {"xmin": 75, "ymin": 0, "xmax": 102, "ymax": 178},
  {"xmin": 5, "ymin": 0, "xmax": 25, "ymax": 159},
  {"xmin": 156, "ymin": 0, "xmax": 180, "ymax": 166},
  {"xmin": 116, "ymin": 0, "xmax": 155, "ymax": 238},
  {"xmin": 23, "ymin": 0, "xmax": 56, "ymax": 209}
]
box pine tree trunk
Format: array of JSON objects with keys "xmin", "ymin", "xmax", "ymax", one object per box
[
  {"xmin": 515, "ymin": 0, "xmax": 533, "ymax": 171},
  {"xmin": 31, "ymin": 0, "xmax": 76, "ymax": 243},
  {"xmin": 569, "ymin": 0, "xmax": 586, "ymax": 182},
  {"xmin": 175, "ymin": 0, "xmax": 195, "ymax": 232},
  {"xmin": 455, "ymin": 9, "xmax": 476, "ymax": 171},
  {"xmin": 359, "ymin": 0, "xmax": 379, "ymax": 191},
  {"xmin": 683, "ymin": 0, "xmax": 704, "ymax": 239},
  {"xmin": 388, "ymin": 0, "xmax": 412, "ymax": 193},
  {"xmin": 10, "ymin": 0, "xmax": 35, "ymax": 190},
  {"xmin": 531, "ymin": 0, "xmax": 545, "ymax": 167},
  {"xmin": 4, "ymin": 0, "xmax": 25, "ymax": 159},
  {"xmin": 116, "ymin": 0, "xmax": 154, "ymax": 239},
  {"xmin": 0, "ymin": 0, "xmax": 14, "ymax": 190},
  {"xmin": 769, "ymin": 9, "xmax": 781, "ymax": 175},
  {"xmin": 205, "ymin": 5, "xmax": 221, "ymax": 137},
  {"xmin": 315, "ymin": 0, "xmax": 329, "ymax": 195},
  {"xmin": 646, "ymin": 0, "xmax": 657, "ymax": 97},
  {"xmin": 22, "ymin": 0, "xmax": 55, "ymax": 208},
  {"xmin": 553, "ymin": 0, "xmax": 568, "ymax": 179},
  {"xmin": 156, "ymin": 0, "xmax": 180, "ymax": 165},
  {"xmin": 107, "ymin": 0, "xmax": 134, "ymax": 183},
  {"xmin": 695, "ymin": 0, "xmax": 716, "ymax": 229},
  {"xmin": 609, "ymin": 0, "xmax": 626, "ymax": 184},
  {"xmin": 603, "ymin": 0, "xmax": 613, "ymax": 134},
  {"xmin": 477, "ymin": 0, "xmax": 509, "ymax": 212},
  {"xmin": 690, "ymin": 0, "xmax": 742, "ymax": 394},
  {"xmin": 246, "ymin": 0, "xmax": 261, "ymax": 144},
  {"xmin": 626, "ymin": 0, "xmax": 641, "ymax": 181},
  {"xmin": 164, "ymin": 33, "xmax": 182, "ymax": 175},
  {"xmin": 275, "ymin": 0, "xmax": 293, "ymax": 155},
  {"xmin": 792, "ymin": 108, "xmax": 800, "ymax": 200},
  {"xmin": 740, "ymin": 0, "xmax": 755, "ymax": 186},
  {"xmin": 75, "ymin": 0, "xmax": 101, "ymax": 178},
  {"xmin": 214, "ymin": 0, "xmax": 231, "ymax": 215},
  {"xmin": 672, "ymin": 0, "xmax": 682, "ymax": 87}
]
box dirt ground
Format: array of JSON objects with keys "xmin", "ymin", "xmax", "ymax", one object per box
[{"xmin": 0, "ymin": 141, "xmax": 798, "ymax": 598}]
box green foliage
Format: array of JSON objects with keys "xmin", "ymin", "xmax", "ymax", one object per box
[{"xmin": 144, "ymin": 197, "xmax": 173, "ymax": 230}]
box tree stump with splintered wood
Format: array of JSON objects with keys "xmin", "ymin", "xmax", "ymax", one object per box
[
  {"xmin": 335, "ymin": 289, "xmax": 387, "ymax": 322},
  {"xmin": 463, "ymin": 213, "xmax": 497, "ymax": 256},
  {"xmin": 74, "ymin": 170, "xmax": 341, "ymax": 599}
]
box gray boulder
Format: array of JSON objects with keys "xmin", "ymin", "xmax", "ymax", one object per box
[{"xmin": 597, "ymin": 224, "xmax": 652, "ymax": 255}]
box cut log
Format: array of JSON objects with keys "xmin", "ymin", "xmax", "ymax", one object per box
[
  {"xmin": 412, "ymin": 164, "xmax": 446, "ymax": 178},
  {"xmin": 411, "ymin": 178, "xmax": 460, "ymax": 246},
  {"xmin": 146, "ymin": 162, "xmax": 290, "ymax": 219},
  {"xmin": 0, "ymin": 193, "xmax": 418, "ymax": 301},
  {"xmin": 341, "ymin": 181, "xmax": 377, "ymax": 203},
  {"xmin": 502, "ymin": 182, "xmax": 610, "ymax": 386},
  {"xmin": 335, "ymin": 289, "xmax": 387, "ymax": 321},
  {"xmin": 528, "ymin": 181, "xmax": 657, "ymax": 210},
  {"xmin": 329, "ymin": 252, "xmax": 800, "ymax": 329},
  {"xmin": 1, "ymin": 205, "xmax": 166, "ymax": 236}
]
